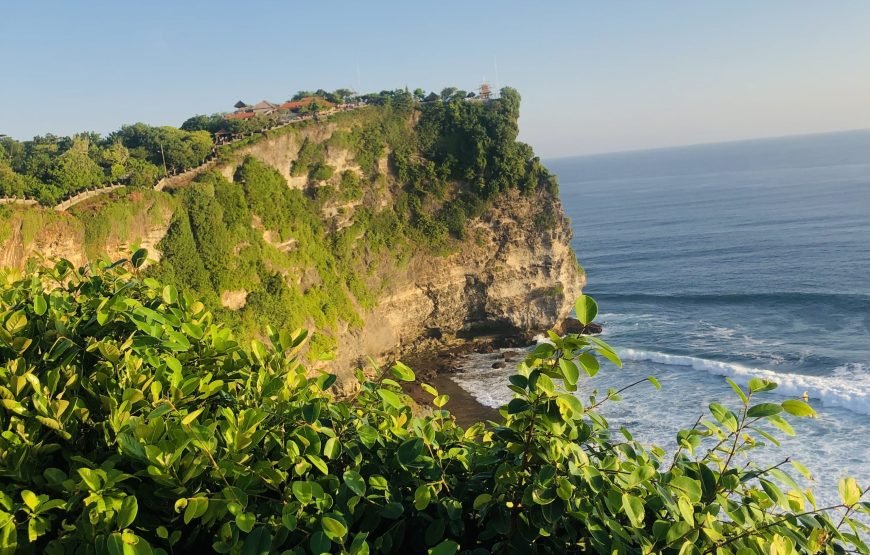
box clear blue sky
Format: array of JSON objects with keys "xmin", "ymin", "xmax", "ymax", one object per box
[{"xmin": 3, "ymin": 1, "xmax": 870, "ymax": 157}]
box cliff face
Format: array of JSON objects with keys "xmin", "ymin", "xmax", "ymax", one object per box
[
  {"xmin": 0, "ymin": 111, "xmax": 582, "ymax": 383},
  {"xmin": 0, "ymin": 192, "xmax": 172, "ymax": 270},
  {"xmin": 336, "ymin": 187, "xmax": 582, "ymax": 371}
]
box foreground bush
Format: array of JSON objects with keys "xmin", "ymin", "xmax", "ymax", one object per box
[{"xmin": 0, "ymin": 256, "xmax": 867, "ymax": 554}]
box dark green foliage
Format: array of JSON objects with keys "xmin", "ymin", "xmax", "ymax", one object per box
[
  {"xmin": 416, "ymin": 87, "xmax": 550, "ymax": 197},
  {"xmin": 309, "ymin": 163, "xmax": 335, "ymax": 182},
  {"xmin": 181, "ymin": 113, "xmax": 229, "ymax": 134},
  {"xmin": 110, "ymin": 124, "xmax": 213, "ymax": 174},
  {"xmin": 152, "ymin": 208, "xmax": 212, "ymax": 296},
  {"xmin": 1, "ymin": 123, "xmax": 213, "ymax": 203},
  {"xmin": 291, "ymin": 139, "xmax": 326, "ymax": 177},
  {"xmin": 181, "ymin": 184, "xmax": 234, "ymax": 290},
  {"xmin": 0, "ymin": 265, "xmax": 867, "ymax": 554},
  {"xmin": 338, "ymin": 170, "xmax": 363, "ymax": 201}
]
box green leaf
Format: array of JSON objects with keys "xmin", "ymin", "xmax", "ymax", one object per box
[
  {"xmin": 236, "ymin": 512, "xmax": 256, "ymax": 533},
  {"xmin": 555, "ymin": 394, "xmax": 583, "ymax": 420},
  {"xmin": 725, "ymin": 377, "xmax": 748, "ymax": 405},
  {"xmin": 131, "ymin": 248, "xmax": 148, "ymax": 268},
  {"xmin": 587, "ymin": 336, "xmax": 622, "ymax": 367},
  {"xmin": 420, "ymin": 383, "xmax": 438, "ymax": 397},
  {"xmin": 4, "ymin": 310, "xmax": 27, "ymax": 334},
  {"xmin": 670, "ymin": 476, "xmax": 702, "ymax": 503},
  {"xmin": 106, "ymin": 532, "xmax": 124, "ymax": 555},
  {"xmin": 747, "ymin": 403, "xmax": 782, "ymax": 418},
  {"xmin": 321, "ymin": 515, "xmax": 347, "ymax": 541},
  {"xmin": 574, "ymin": 295, "xmax": 598, "ymax": 326},
  {"xmin": 781, "ymin": 399, "xmax": 816, "ymax": 418},
  {"xmin": 20, "ymin": 491, "xmax": 39, "ymax": 511},
  {"xmin": 473, "ymin": 494, "xmax": 492, "ymax": 510},
  {"xmin": 281, "ymin": 505, "xmax": 297, "ymax": 531},
  {"xmin": 559, "ymin": 359, "xmax": 579, "ymax": 386},
  {"xmin": 397, "ymin": 438, "xmax": 424, "ymax": 466},
  {"xmin": 350, "ymin": 532, "xmax": 370, "ymax": 555},
  {"xmin": 576, "ymin": 352, "xmax": 600, "ymax": 377},
  {"xmin": 414, "ymin": 485, "xmax": 431, "ymax": 510},
  {"xmin": 390, "ymin": 361, "xmax": 415, "ymax": 382},
  {"xmin": 839, "ymin": 477, "xmax": 861, "ymax": 506},
  {"xmin": 429, "ymin": 540, "xmax": 459, "ymax": 555},
  {"xmin": 310, "ymin": 531, "xmax": 330, "ymax": 554},
  {"xmin": 507, "ymin": 398, "xmax": 531, "ymax": 414},
  {"xmin": 117, "ymin": 496, "xmax": 138, "ymax": 528},
  {"xmin": 33, "ymin": 295, "xmax": 47, "ymax": 316},
  {"xmin": 748, "ymin": 377, "xmax": 777, "ymax": 393},
  {"xmin": 0, "ymin": 515, "xmax": 16, "ymax": 553},
  {"xmin": 677, "ymin": 497, "xmax": 695, "ymax": 527},
  {"xmin": 183, "ymin": 497, "xmax": 208, "ymax": 524},
  {"xmin": 162, "ymin": 285, "xmax": 178, "ymax": 305},
  {"xmin": 622, "ymin": 493, "xmax": 645, "ymax": 527},
  {"xmin": 241, "ymin": 526, "xmax": 271, "ymax": 555},
  {"xmin": 323, "ymin": 437, "xmax": 341, "ymax": 460},
  {"xmin": 768, "ymin": 415, "xmax": 795, "ymax": 436},
  {"xmin": 666, "ymin": 521, "xmax": 693, "ymax": 545},
  {"xmin": 343, "ymin": 470, "xmax": 366, "ymax": 496},
  {"xmin": 181, "ymin": 407, "xmax": 204, "ymax": 426},
  {"xmin": 306, "ymin": 454, "xmax": 329, "ymax": 475},
  {"xmin": 647, "ymin": 376, "xmax": 661, "ymax": 390},
  {"xmin": 292, "ymin": 481, "xmax": 324, "ymax": 504},
  {"xmin": 377, "ymin": 389, "xmax": 404, "ymax": 410},
  {"xmin": 77, "ymin": 468, "xmax": 102, "ymax": 491},
  {"xmin": 381, "ymin": 502, "xmax": 403, "ymax": 519},
  {"xmin": 791, "ymin": 460, "xmax": 813, "ymax": 480}
]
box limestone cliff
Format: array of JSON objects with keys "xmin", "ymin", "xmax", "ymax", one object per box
[
  {"xmin": 335, "ymin": 187, "xmax": 582, "ymax": 371},
  {"xmin": 0, "ymin": 106, "xmax": 583, "ymax": 383}
]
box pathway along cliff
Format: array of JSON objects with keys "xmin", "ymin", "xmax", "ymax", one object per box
[{"xmin": 0, "ymin": 95, "xmax": 584, "ymax": 387}]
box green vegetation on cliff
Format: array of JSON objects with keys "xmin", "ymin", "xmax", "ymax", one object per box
[
  {"xmin": 2, "ymin": 88, "xmax": 567, "ymax": 360},
  {"xmin": 0, "ymin": 259, "xmax": 866, "ymax": 554},
  {"xmin": 143, "ymin": 89, "xmax": 561, "ymax": 353}
]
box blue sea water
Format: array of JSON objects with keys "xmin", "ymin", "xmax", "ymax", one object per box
[{"xmin": 452, "ymin": 130, "xmax": 870, "ymax": 506}]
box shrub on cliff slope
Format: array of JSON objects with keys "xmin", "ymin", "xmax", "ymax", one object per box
[{"xmin": 0, "ymin": 257, "xmax": 867, "ymax": 554}]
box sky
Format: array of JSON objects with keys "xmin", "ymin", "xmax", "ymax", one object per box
[{"xmin": 3, "ymin": 1, "xmax": 870, "ymax": 157}]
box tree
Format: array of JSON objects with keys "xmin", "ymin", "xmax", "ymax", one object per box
[
  {"xmin": 46, "ymin": 136, "xmax": 104, "ymax": 191},
  {"xmin": 181, "ymin": 113, "xmax": 226, "ymax": 134},
  {"xmin": 101, "ymin": 140, "xmax": 129, "ymax": 181},
  {"xmin": 413, "ymin": 88, "xmax": 426, "ymax": 100},
  {"xmin": 332, "ymin": 88, "xmax": 356, "ymax": 103},
  {"xmin": 291, "ymin": 90, "xmax": 314, "ymax": 101},
  {"xmin": 125, "ymin": 157, "xmax": 160, "ymax": 188},
  {"xmin": 440, "ymin": 86, "xmax": 458, "ymax": 100}
]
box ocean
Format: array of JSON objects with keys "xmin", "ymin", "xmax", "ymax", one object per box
[{"xmin": 451, "ymin": 129, "xmax": 870, "ymax": 506}]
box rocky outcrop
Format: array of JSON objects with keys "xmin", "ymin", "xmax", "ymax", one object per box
[
  {"xmin": 0, "ymin": 193, "xmax": 171, "ymax": 270},
  {"xmin": 0, "ymin": 214, "xmax": 87, "ymax": 269},
  {"xmin": 557, "ymin": 318, "xmax": 603, "ymax": 336},
  {"xmin": 331, "ymin": 186, "xmax": 584, "ymax": 376}
]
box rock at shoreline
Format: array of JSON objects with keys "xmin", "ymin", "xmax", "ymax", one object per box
[
  {"xmin": 558, "ymin": 318, "xmax": 603, "ymax": 336},
  {"xmin": 491, "ymin": 361, "xmax": 506, "ymax": 369}
]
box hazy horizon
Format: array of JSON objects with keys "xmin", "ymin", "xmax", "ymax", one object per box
[{"xmin": 3, "ymin": 1, "xmax": 870, "ymax": 157}]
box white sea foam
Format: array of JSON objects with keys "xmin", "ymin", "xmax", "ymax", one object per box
[{"xmin": 618, "ymin": 348, "xmax": 870, "ymax": 416}]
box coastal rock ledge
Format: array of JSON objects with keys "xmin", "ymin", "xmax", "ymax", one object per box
[{"xmin": 334, "ymin": 186, "xmax": 584, "ymax": 378}]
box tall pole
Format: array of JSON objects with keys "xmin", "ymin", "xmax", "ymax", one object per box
[{"xmin": 159, "ymin": 141, "xmax": 168, "ymax": 175}]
